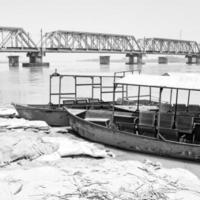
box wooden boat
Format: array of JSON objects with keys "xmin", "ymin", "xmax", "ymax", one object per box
[
  {"xmin": 12, "ymin": 70, "xmax": 134, "ymax": 126},
  {"xmin": 65, "ymin": 73, "xmax": 200, "ymax": 161},
  {"xmin": 12, "ymin": 103, "xmax": 69, "ymax": 126},
  {"xmin": 13, "ymin": 100, "xmax": 112, "ymax": 127}
]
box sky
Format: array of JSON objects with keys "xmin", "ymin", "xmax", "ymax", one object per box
[{"xmin": 1, "ymin": 0, "xmax": 200, "ymax": 43}]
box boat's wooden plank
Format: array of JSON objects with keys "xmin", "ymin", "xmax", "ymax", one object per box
[
  {"xmin": 114, "ymin": 105, "xmax": 158, "ymax": 112},
  {"xmin": 67, "ymin": 108, "xmax": 86, "ymax": 116},
  {"xmin": 85, "ymin": 117, "xmax": 110, "ymax": 122}
]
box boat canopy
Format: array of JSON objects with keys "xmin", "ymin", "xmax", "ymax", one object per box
[{"xmin": 116, "ymin": 73, "xmax": 200, "ymax": 91}]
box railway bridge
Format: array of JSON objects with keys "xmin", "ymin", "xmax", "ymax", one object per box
[{"xmin": 0, "ymin": 26, "xmax": 200, "ymax": 66}]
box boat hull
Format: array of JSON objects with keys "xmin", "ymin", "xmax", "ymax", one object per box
[
  {"xmin": 13, "ymin": 104, "xmax": 69, "ymax": 126},
  {"xmin": 66, "ymin": 108, "xmax": 200, "ymax": 161}
]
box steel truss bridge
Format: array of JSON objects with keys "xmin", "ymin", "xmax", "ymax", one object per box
[
  {"xmin": 41, "ymin": 30, "xmax": 141, "ymax": 53},
  {"xmin": 0, "ymin": 27, "xmax": 38, "ymax": 52},
  {"xmin": 0, "ymin": 26, "xmax": 200, "ymax": 56},
  {"xmin": 137, "ymin": 38, "xmax": 200, "ymax": 56}
]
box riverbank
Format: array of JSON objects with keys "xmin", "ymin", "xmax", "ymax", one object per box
[{"xmin": 0, "ymin": 107, "xmax": 200, "ymax": 199}]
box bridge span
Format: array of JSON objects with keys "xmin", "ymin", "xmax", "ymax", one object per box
[{"xmin": 0, "ymin": 26, "xmax": 200, "ymax": 66}]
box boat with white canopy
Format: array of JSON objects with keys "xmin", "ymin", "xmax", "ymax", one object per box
[{"xmin": 65, "ymin": 72, "xmax": 200, "ymax": 161}]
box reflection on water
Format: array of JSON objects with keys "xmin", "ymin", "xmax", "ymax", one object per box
[{"xmin": 1, "ymin": 61, "xmax": 200, "ymax": 105}]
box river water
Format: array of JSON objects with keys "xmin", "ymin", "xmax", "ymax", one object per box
[{"xmin": 0, "ymin": 55, "xmax": 200, "ymax": 177}]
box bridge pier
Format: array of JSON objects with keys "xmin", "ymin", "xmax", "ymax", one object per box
[
  {"xmin": 196, "ymin": 56, "xmax": 200, "ymax": 64},
  {"xmin": 158, "ymin": 57, "xmax": 168, "ymax": 64},
  {"xmin": 99, "ymin": 56, "xmax": 110, "ymax": 65},
  {"xmin": 126, "ymin": 54, "xmax": 143, "ymax": 65},
  {"xmin": 185, "ymin": 55, "xmax": 200, "ymax": 64},
  {"xmin": 8, "ymin": 56, "xmax": 19, "ymax": 67},
  {"xmin": 22, "ymin": 52, "xmax": 49, "ymax": 67}
]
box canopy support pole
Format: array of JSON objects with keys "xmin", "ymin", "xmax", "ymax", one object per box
[
  {"xmin": 49, "ymin": 75, "xmax": 52, "ymax": 104},
  {"xmin": 157, "ymin": 87, "xmax": 164, "ymax": 139},
  {"xmin": 149, "ymin": 87, "xmax": 152, "ymax": 104},
  {"xmin": 111, "ymin": 82, "xmax": 118, "ymax": 128},
  {"xmin": 137, "ymin": 86, "xmax": 140, "ymax": 111},
  {"xmin": 58, "ymin": 76, "xmax": 62, "ymax": 107},
  {"xmin": 187, "ymin": 90, "xmax": 191, "ymax": 108},
  {"xmin": 170, "ymin": 89, "xmax": 173, "ymax": 105},
  {"xmin": 74, "ymin": 76, "xmax": 77, "ymax": 100},
  {"xmin": 174, "ymin": 89, "xmax": 179, "ymax": 128}
]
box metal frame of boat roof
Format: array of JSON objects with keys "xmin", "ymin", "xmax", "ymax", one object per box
[
  {"xmin": 49, "ymin": 69, "xmax": 140, "ymax": 105},
  {"xmin": 112, "ymin": 72, "xmax": 200, "ymax": 142}
]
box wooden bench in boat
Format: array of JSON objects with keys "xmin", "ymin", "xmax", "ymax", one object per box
[
  {"xmin": 114, "ymin": 111, "xmax": 138, "ymax": 132},
  {"xmin": 138, "ymin": 111, "xmax": 157, "ymax": 137},
  {"xmin": 85, "ymin": 117, "xmax": 110, "ymax": 126},
  {"xmin": 158, "ymin": 112, "xmax": 178, "ymax": 141},
  {"xmin": 187, "ymin": 104, "xmax": 200, "ymax": 117},
  {"xmin": 63, "ymin": 100, "xmax": 76, "ymax": 106},
  {"xmin": 160, "ymin": 103, "xmax": 172, "ymax": 112},
  {"xmin": 84, "ymin": 109, "xmax": 112, "ymax": 126},
  {"xmin": 87, "ymin": 98, "xmax": 100, "ymax": 103},
  {"xmin": 87, "ymin": 98, "xmax": 102, "ymax": 108},
  {"xmin": 172, "ymin": 104, "xmax": 187, "ymax": 112}
]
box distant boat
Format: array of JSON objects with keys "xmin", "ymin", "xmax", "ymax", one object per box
[{"xmin": 65, "ymin": 73, "xmax": 200, "ymax": 161}]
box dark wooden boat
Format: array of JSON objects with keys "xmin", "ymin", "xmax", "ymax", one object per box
[
  {"xmin": 65, "ymin": 73, "xmax": 200, "ymax": 161},
  {"xmin": 65, "ymin": 108, "xmax": 200, "ymax": 161},
  {"xmin": 12, "ymin": 70, "xmax": 123, "ymax": 126},
  {"xmin": 12, "ymin": 100, "xmax": 112, "ymax": 127}
]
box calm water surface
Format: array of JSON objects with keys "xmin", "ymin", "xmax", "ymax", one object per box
[
  {"xmin": 1, "ymin": 59, "xmax": 200, "ymax": 105},
  {"xmin": 1, "ymin": 58, "xmax": 200, "ymax": 177}
]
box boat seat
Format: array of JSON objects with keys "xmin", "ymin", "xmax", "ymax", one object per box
[
  {"xmin": 158, "ymin": 112, "xmax": 178, "ymax": 141},
  {"xmin": 87, "ymin": 98, "xmax": 100, "ymax": 103},
  {"xmin": 76, "ymin": 99, "xmax": 88, "ymax": 104},
  {"xmin": 187, "ymin": 104, "xmax": 200, "ymax": 112},
  {"xmin": 85, "ymin": 109, "xmax": 112, "ymax": 120},
  {"xmin": 85, "ymin": 117, "xmax": 110, "ymax": 127},
  {"xmin": 176, "ymin": 115, "xmax": 194, "ymax": 134},
  {"xmin": 187, "ymin": 105, "xmax": 200, "ymax": 117},
  {"xmin": 87, "ymin": 98, "xmax": 102, "ymax": 109},
  {"xmin": 114, "ymin": 112, "xmax": 138, "ymax": 133},
  {"xmin": 160, "ymin": 103, "xmax": 172, "ymax": 112},
  {"xmin": 63, "ymin": 99, "xmax": 76, "ymax": 105},
  {"xmin": 138, "ymin": 111, "xmax": 157, "ymax": 137},
  {"xmin": 114, "ymin": 111, "xmax": 135, "ymax": 122},
  {"xmin": 172, "ymin": 104, "xmax": 187, "ymax": 112},
  {"xmin": 116, "ymin": 122, "xmax": 136, "ymax": 132}
]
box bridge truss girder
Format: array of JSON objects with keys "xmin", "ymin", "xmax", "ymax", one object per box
[
  {"xmin": 0, "ymin": 27, "xmax": 38, "ymax": 52},
  {"xmin": 41, "ymin": 31, "xmax": 141, "ymax": 53},
  {"xmin": 137, "ymin": 38, "xmax": 200, "ymax": 55}
]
